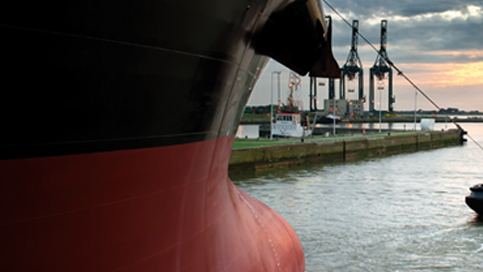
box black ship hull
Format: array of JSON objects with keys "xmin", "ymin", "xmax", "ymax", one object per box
[
  {"xmin": 466, "ymin": 184, "xmax": 483, "ymax": 215},
  {"xmin": 2, "ymin": 1, "xmax": 269, "ymax": 158}
]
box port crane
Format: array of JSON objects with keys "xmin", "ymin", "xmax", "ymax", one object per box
[
  {"xmin": 369, "ymin": 20, "xmax": 394, "ymax": 112},
  {"xmin": 340, "ymin": 20, "xmax": 364, "ymax": 102}
]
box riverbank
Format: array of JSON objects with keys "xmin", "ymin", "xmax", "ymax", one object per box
[
  {"xmin": 229, "ymin": 130, "xmax": 462, "ymax": 172},
  {"xmin": 230, "ymin": 123, "xmax": 483, "ymax": 272}
]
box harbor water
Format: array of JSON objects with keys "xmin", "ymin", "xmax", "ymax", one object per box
[{"xmin": 231, "ymin": 123, "xmax": 483, "ymax": 271}]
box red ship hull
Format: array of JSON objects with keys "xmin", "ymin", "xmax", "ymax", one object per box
[{"xmin": 1, "ymin": 136, "xmax": 304, "ymax": 271}]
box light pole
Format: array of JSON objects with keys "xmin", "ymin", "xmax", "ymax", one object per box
[
  {"xmin": 379, "ymin": 90, "xmax": 382, "ymax": 133},
  {"xmin": 332, "ymin": 96, "xmax": 336, "ymax": 136},
  {"xmin": 414, "ymin": 90, "xmax": 417, "ymax": 130},
  {"xmin": 378, "ymin": 80, "xmax": 384, "ymax": 133},
  {"xmin": 271, "ymin": 71, "xmax": 281, "ymax": 140}
]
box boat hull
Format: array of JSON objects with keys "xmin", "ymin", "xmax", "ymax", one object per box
[
  {"xmin": 316, "ymin": 116, "xmax": 341, "ymax": 124},
  {"xmin": 1, "ymin": 0, "xmax": 339, "ymax": 270},
  {"xmin": 1, "ymin": 1, "xmax": 270, "ymax": 159},
  {"xmin": 1, "ymin": 136, "xmax": 304, "ymax": 271},
  {"xmin": 466, "ymin": 190, "xmax": 483, "ymax": 216}
]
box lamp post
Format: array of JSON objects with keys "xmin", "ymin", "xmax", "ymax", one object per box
[
  {"xmin": 414, "ymin": 90, "xmax": 417, "ymax": 130},
  {"xmin": 379, "ymin": 90, "xmax": 382, "ymax": 133},
  {"xmin": 332, "ymin": 96, "xmax": 336, "ymax": 136},
  {"xmin": 271, "ymin": 71, "xmax": 281, "ymax": 140},
  {"xmin": 378, "ymin": 80, "xmax": 384, "ymax": 133}
]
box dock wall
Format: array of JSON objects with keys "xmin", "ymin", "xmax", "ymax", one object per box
[{"xmin": 229, "ymin": 130, "xmax": 462, "ymax": 171}]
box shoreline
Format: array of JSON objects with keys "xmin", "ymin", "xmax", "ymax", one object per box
[{"xmin": 229, "ymin": 130, "xmax": 463, "ymax": 172}]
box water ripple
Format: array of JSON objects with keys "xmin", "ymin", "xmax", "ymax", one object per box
[{"xmin": 231, "ymin": 123, "xmax": 483, "ymax": 271}]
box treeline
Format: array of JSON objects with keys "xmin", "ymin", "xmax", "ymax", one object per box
[
  {"xmin": 245, "ymin": 105, "xmax": 482, "ymax": 115},
  {"xmin": 394, "ymin": 108, "xmax": 482, "ymax": 115},
  {"xmin": 244, "ymin": 105, "xmax": 277, "ymax": 114}
]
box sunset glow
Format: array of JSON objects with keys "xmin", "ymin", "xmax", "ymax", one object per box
[
  {"xmin": 250, "ymin": 1, "xmax": 483, "ymax": 111},
  {"xmin": 440, "ymin": 62, "xmax": 483, "ymax": 86},
  {"xmin": 394, "ymin": 61, "xmax": 483, "ymax": 88}
]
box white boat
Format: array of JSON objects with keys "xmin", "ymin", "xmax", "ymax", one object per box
[
  {"xmin": 272, "ymin": 112, "xmax": 312, "ymax": 138},
  {"xmin": 271, "ymin": 72, "xmax": 315, "ymax": 138}
]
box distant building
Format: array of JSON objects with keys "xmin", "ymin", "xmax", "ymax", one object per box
[
  {"xmin": 324, "ymin": 99, "xmax": 347, "ymax": 116},
  {"xmin": 348, "ymin": 100, "xmax": 363, "ymax": 116},
  {"xmin": 324, "ymin": 99, "xmax": 363, "ymax": 116}
]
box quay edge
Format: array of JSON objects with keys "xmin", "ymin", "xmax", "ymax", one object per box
[{"xmin": 229, "ymin": 130, "xmax": 462, "ymax": 172}]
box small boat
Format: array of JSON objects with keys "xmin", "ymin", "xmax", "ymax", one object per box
[
  {"xmin": 465, "ymin": 184, "xmax": 483, "ymax": 215},
  {"xmin": 272, "ymin": 72, "xmax": 314, "ymax": 138},
  {"xmin": 273, "ymin": 112, "xmax": 312, "ymax": 138},
  {"xmin": 317, "ymin": 113, "xmax": 341, "ymax": 124}
]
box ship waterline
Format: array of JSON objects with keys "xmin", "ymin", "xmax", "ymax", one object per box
[{"xmin": 1, "ymin": 0, "xmax": 339, "ymax": 271}]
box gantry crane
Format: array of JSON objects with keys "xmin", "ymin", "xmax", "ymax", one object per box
[
  {"xmin": 369, "ymin": 20, "xmax": 394, "ymax": 112},
  {"xmin": 340, "ymin": 20, "xmax": 364, "ymax": 102}
]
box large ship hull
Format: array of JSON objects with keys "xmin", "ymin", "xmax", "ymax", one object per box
[
  {"xmin": 2, "ymin": 136, "xmax": 304, "ymax": 271},
  {"xmin": 1, "ymin": 0, "xmax": 339, "ymax": 271}
]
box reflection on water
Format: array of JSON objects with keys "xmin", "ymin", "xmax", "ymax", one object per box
[
  {"xmin": 317, "ymin": 122, "xmax": 457, "ymax": 131},
  {"xmin": 231, "ymin": 123, "xmax": 483, "ymax": 271}
]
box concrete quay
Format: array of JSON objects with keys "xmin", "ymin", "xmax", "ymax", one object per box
[{"xmin": 229, "ymin": 130, "xmax": 462, "ymax": 172}]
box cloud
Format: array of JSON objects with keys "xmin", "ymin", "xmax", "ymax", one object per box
[
  {"xmin": 327, "ymin": 0, "xmax": 483, "ymax": 62},
  {"xmin": 249, "ymin": 1, "xmax": 483, "ymax": 111},
  {"xmin": 326, "ymin": 0, "xmax": 483, "ymax": 18}
]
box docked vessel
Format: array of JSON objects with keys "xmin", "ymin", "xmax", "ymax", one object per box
[
  {"xmin": 1, "ymin": 1, "xmax": 339, "ymax": 271},
  {"xmin": 273, "ymin": 112, "xmax": 313, "ymax": 138},
  {"xmin": 466, "ymin": 184, "xmax": 483, "ymax": 216},
  {"xmin": 272, "ymin": 72, "xmax": 314, "ymax": 138},
  {"xmin": 317, "ymin": 113, "xmax": 341, "ymax": 124}
]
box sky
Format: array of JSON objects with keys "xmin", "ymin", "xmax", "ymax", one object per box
[{"xmin": 247, "ymin": 0, "xmax": 483, "ymax": 112}]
